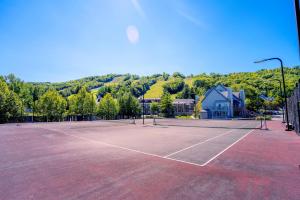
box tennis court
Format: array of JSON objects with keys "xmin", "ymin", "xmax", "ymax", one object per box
[
  {"xmin": 1, "ymin": 119, "xmax": 260, "ymax": 167},
  {"xmin": 1, "ymin": 119, "xmax": 300, "ymax": 199}
]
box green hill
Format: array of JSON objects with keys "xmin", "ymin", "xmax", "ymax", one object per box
[{"xmin": 3, "ymin": 67, "xmax": 299, "ymax": 111}]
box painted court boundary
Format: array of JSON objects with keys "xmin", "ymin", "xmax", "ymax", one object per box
[
  {"xmin": 163, "ymin": 129, "xmax": 236, "ymax": 158},
  {"xmin": 43, "ymin": 126, "xmax": 256, "ymax": 168}
]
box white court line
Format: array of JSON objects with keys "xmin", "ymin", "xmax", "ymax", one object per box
[
  {"xmin": 163, "ymin": 122, "xmax": 253, "ymax": 158},
  {"xmin": 200, "ymin": 128, "xmax": 257, "ymax": 166},
  {"xmin": 41, "ymin": 122, "xmax": 258, "ymax": 168},
  {"xmin": 44, "ymin": 128, "xmax": 205, "ymax": 167},
  {"xmin": 163, "ymin": 129, "xmax": 235, "ymax": 158}
]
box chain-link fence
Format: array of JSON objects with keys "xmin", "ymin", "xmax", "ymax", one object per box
[{"xmin": 287, "ymin": 79, "xmax": 300, "ymax": 134}]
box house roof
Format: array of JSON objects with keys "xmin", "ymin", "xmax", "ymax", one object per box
[
  {"xmin": 201, "ymin": 84, "xmax": 244, "ymax": 103},
  {"xmin": 201, "ymin": 87, "xmax": 230, "ymax": 103}
]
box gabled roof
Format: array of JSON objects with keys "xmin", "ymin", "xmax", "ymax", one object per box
[
  {"xmin": 202, "ymin": 84, "xmax": 245, "ymax": 103},
  {"xmin": 201, "ymin": 87, "xmax": 230, "ymax": 103},
  {"xmin": 216, "ymin": 84, "xmax": 228, "ymax": 91}
]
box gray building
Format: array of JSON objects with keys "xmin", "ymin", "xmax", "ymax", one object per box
[
  {"xmin": 201, "ymin": 84, "xmax": 246, "ymax": 119},
  {"xmin": 173, "ymin": 99, "xmax": 195, "ymax": 116}
]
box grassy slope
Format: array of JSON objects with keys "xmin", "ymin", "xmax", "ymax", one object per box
[
  {"xmin": 184, "ymin": 78, "xmax": 193, "ymax": 87},
  {"xmin": 144, "ymin": 80, "xmax": 166, "ymax": 98},
  {"xmin": 83, "ymin": 67, "xmax": 300, "ymax": 100},
  {"xmin": 89, "ymin": 76, "xmax": 126, "ymax": 98},
  {"xmin": 144, "ymin": 77, "xmax": 190, "ymax": 99},
  {"xmin": 104, "ymin": 76, "xmax": 124, "ymax": 86}
]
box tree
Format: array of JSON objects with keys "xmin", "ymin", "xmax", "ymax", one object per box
[
  {"xmin": 31, "ymin": 85, "xmax": 45, "ymax": 121},
  {"xmin": 172, "ymin": 72, "xmax": 185, "ymax": 79},
  {"xmin": 0, "ymin": 80, "xmax": 10, "ymax": 122},
  {"xmin": 97, "ymin": 86, "xmax": 112, "ymax": 98},
  {"xmin": 67, "ymin": 95, "xmax": 77, "ymax": 116},
  {"xmin": 150, "ymin": 102, "xmax": 160, "ymax": 115},
  {"xmin": 97, "ymin": 93, "xmax": 119, "ymax": 120},
  {"xmin": 194, "ymin": 96, "xmax": 203, "ymax": 118},
  {"xmin": 68, "ymin": 87, "xmax": 96, "ymax": 119},
  {"xmin": 163, "ymin": 79, "xmax": 184, "ymax": 94},
  {"xmin": 193, "ymin": 78, "xmax": 212, "ymax": 90},
  {"xmin": 176, "ymin": 84, "xmax": 191, "ymax": 99},
  {"xmin": 162, "ymin": 72, "xmax": 169, "ymax": 81},
  {"xmin": 37, "ymin": 89, "xmax": 67, "ymax": 121},
  {"xmin": 118, "ymin": 93, "xmax": 141, "ymax": 118},
  {"xmin": 5, "ymin": 73, "xmax": 23, "ymax": 94},
  {"xmin": 160, "ymin": 92, "xmax": 174, "ymax": 117},
  {"xmin": 6, "ymin": 91, "xmax": 23, "ymax": 121},
  {"xmin": 0, "ymin": 79, "xmax": 22, "ymax": 123}
]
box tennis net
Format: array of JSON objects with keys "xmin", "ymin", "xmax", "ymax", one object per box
[
  {"xmin": 68, "ymin": 119, "xmax": 136, "ymax": 129},
  {"xmin": 152, "ymin": 118, "xmax": 261, "ymax": 130}
]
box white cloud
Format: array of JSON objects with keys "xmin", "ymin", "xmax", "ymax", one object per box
[
  {"xmin": 177, "ymin": 9, "xmax": 206, "ymax": 29},
  {"xmin": 126, "ymin": 25, "xmax": 140, "ymax": 44},
  {"xmin": 131, "ymin": 0, "xmax": 146, "ymax": 18}
]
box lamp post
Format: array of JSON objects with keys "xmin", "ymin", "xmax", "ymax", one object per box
[
  {"xmin": 273, "ymin": 79, "xmax": 285, "ymax": 123},
  {"xmin": 142, "ymin": 84, "xmax": 145, "ymax": 125},
  {"xmin": 254, "ymin": 57, "xmax": 292, "ymax": 131},
  {"xmin": 295, "ymin": 0, "xmax": 300, "ymax": 56}
]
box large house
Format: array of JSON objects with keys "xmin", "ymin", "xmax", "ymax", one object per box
[
  {"xmin": 139, "ymin": 98, "xmax": 195, "ymax": 116},
  {"xmin": 201, "ymin": 84, "xmax": 246, "ymax": 119}
]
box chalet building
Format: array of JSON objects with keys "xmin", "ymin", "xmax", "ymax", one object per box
[
  {"xmin": 139, "ymin": 98, "xmax": 195, "ymax": 116},
  {"xmin": 201, "ymin": 84, "xmax": 246, "ymax": 119},
  {"xmin": 173, "ymin": 99, "xmax": 195, "ymax": 115}
]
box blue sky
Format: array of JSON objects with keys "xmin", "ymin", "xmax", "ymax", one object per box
[{"xmin": 0, "ymin": 0, "xmax": 298, "ymax": 82}]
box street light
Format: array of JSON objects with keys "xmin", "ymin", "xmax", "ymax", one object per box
[
  {"xmin": 295, "ymin": 0, "xmax": 300, "ymax": 56},
  {"xmin": 273, "ymin": 79, "xmax": 285, "ymax": 123},
  {"xmin": 142, "ymin": 84, "xmax": 145, "ymax": 125},
  {"xmin": 254, "ymin": 57, "xmax": 292, "ymax": 131}
]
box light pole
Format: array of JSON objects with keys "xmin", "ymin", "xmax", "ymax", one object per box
[
  {"xmin": 273, "ymin": 79, "xmax": 285, "ymax": 123},
  {"xmin": 142, "ymin": 84, "xmax": 145, "ymax": 125},
  {"xmin": 295, "ymin": 0, "xmax": 300, "ymax": 56},
  {"xmin": 254, "ymin": 57, "xmax": 292, "ymax": 131}
]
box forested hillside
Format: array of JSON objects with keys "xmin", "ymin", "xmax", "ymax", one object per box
[{"xmin": 0, "ymin": 67, "xmax": 299, "ymax": 122}]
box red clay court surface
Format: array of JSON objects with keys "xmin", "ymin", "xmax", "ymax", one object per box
[{"xmin": 0, "ymin": 119, "xmax": 300, "ymax": 200}]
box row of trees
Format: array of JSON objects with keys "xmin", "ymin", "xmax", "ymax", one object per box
[
  {"xmin": 0, "ymin": 74, "xmax": 179, "ymax": 123},
  {"xmin": 1, "ymin": 67, "xmax": 299, "ymax": 122},
  {"xmin": 37, "ymin": 87, "xmax": 180, "ymax": 121},
  {"xmin": 1, "ymin": 76, "xmax": 189, "ymax": 123},
  {"xmin": 34, "ymin": 88, "xmax": 143, "ymax": 122},
  {"xmin": 0, "ymin": 75, "xmax": 144, "ymax": 122}
]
